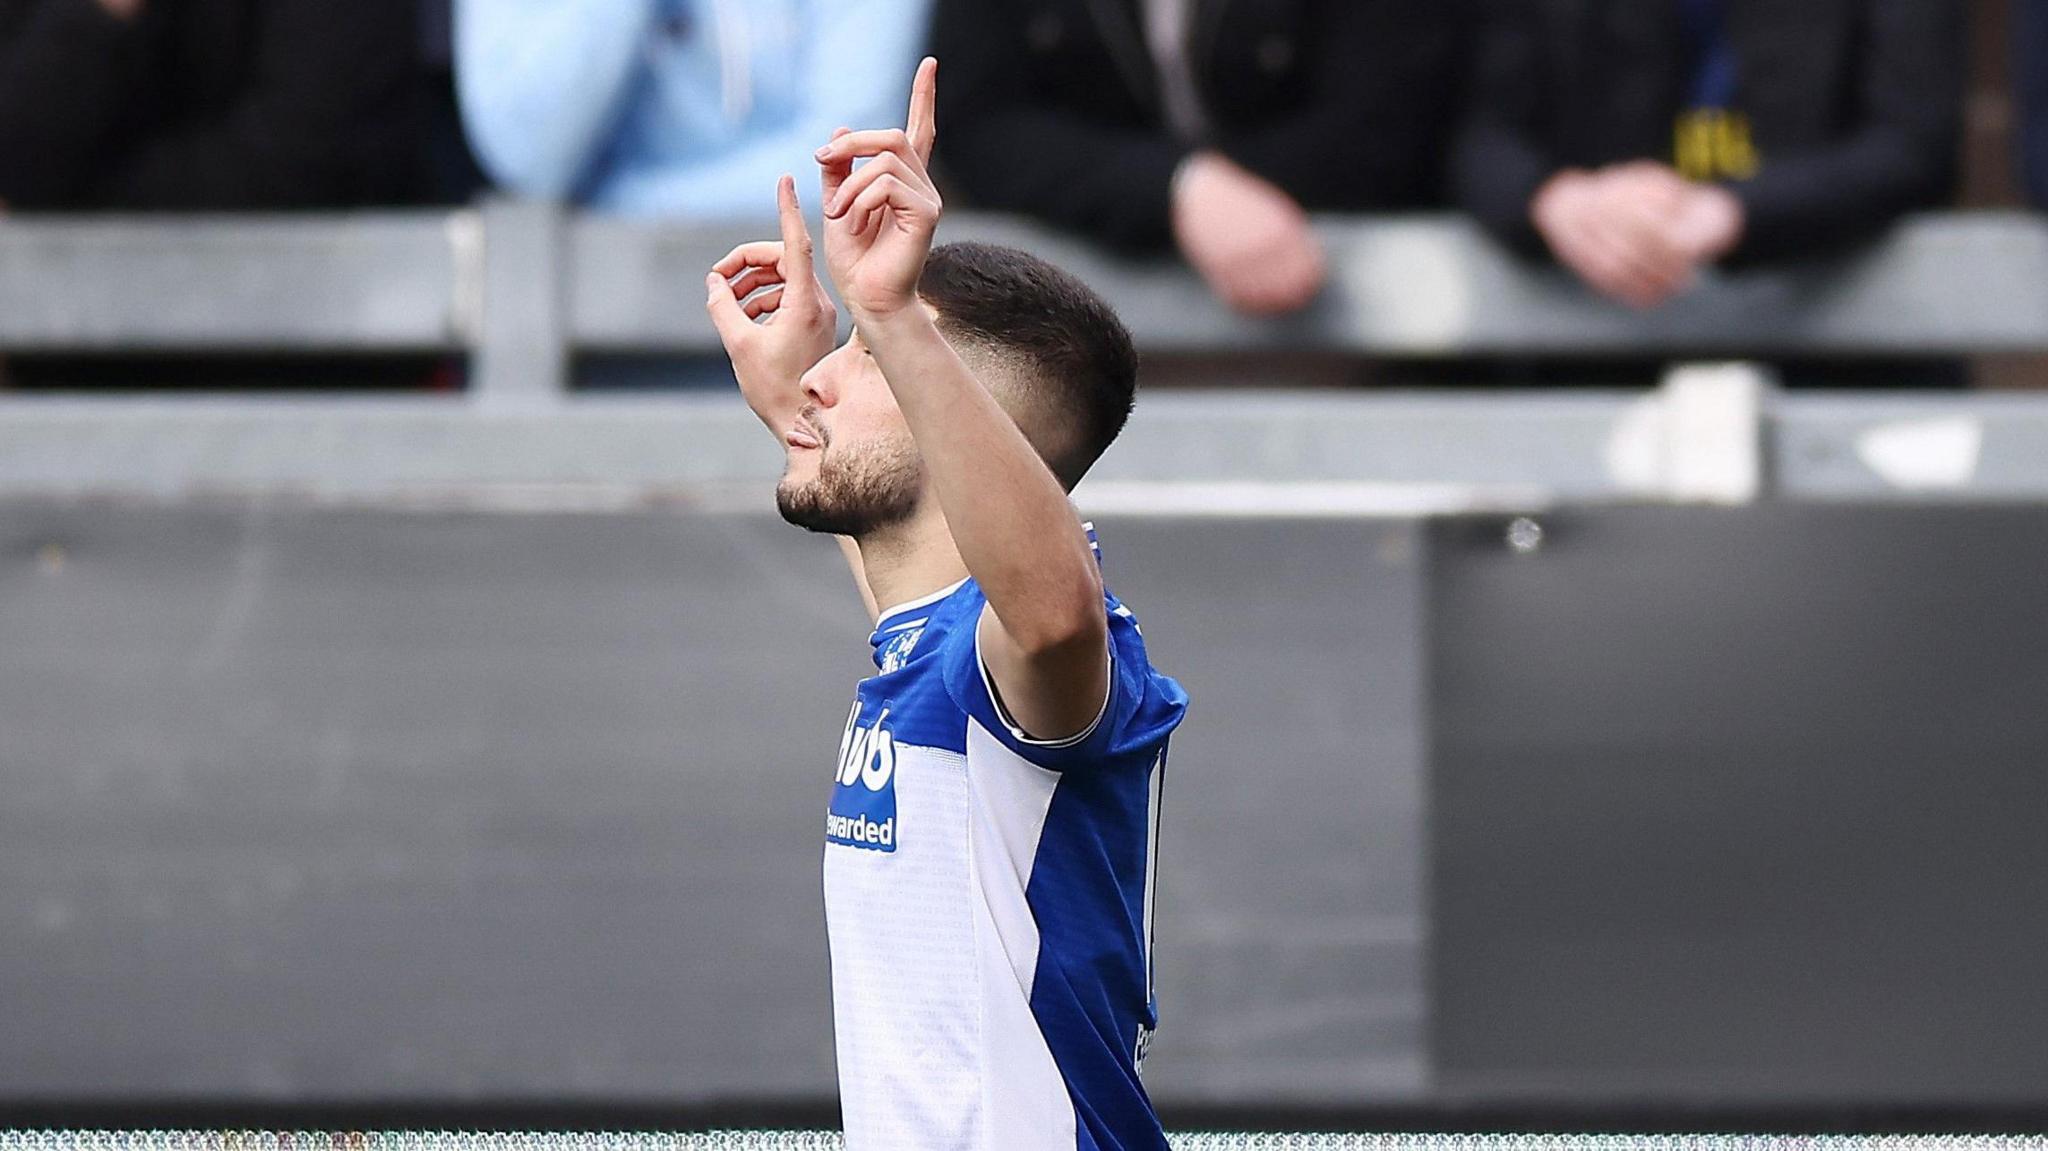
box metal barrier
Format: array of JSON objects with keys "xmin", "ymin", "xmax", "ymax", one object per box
[
  {"xmin": 3, "ymin": 207, "xmax": 2048, "ymax": 504},
  {"xmin": 6, "ymin": 207, "xmax": 2048, "ymax": 380},
  {"xmin": 0, "ymin": 212, "xmax": 468, "ymax": 353},
  {"xmin": 2, "ymin": 386, "xmax": 2045, "ymax": 506}
]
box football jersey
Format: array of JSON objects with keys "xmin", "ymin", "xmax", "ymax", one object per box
[{"xmin": 822, "ymin": 561, "xmax": 1188, "ymax": 1150}]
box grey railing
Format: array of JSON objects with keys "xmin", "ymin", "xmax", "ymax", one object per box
[
  {"xmin": 7, "ymin": 207, "xmax": 2048, "ymax": 382},
  {"xmin": 3, "ymin": 207, "xmax": 2048, "ymax": 504}
]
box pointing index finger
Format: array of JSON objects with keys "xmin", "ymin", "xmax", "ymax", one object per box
[
  {"xmin": 776, "ymin": 174, "xmax": 815, "ymax": 284},
  {"xmin": 906, "ymin": 56, "xmax": 938, "ymax": 164}
]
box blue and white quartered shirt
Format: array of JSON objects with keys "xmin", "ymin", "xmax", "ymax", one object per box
[{"xmin": 823, "ymin": 562, "xmax": 1188, "ymax": 1150}]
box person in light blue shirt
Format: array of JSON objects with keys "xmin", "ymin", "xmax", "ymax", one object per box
[{"xmin": 455, "ymin": 0, "xmax": 932, "ymax": 217}]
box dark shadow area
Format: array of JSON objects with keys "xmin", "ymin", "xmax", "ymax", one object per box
[{"xmin": 5, "ymin": 1100, "xmax": 2048, "ymax": 1135}]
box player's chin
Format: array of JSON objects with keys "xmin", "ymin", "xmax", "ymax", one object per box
[
  {"xmin": 780, "ymin": 443, "xmax": 824, "ymax": 478},
  {"xmin": 775, "ymin": 478, "xmax": 852, "ymax": 536},
  {"xmin": 775, "ymin": 467, "xmax": 825, "ymax": 509}
]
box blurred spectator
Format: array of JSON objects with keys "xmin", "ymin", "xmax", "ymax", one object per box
[
  {"xmin": 2021, "ymin": 0, "xmax": 2048, "ymax": 209},
  {"xmin": 1454, "ymin": 0, "xmax": 1963, "ymax": 310},
  {"xmin": 455, "ymin": 0, "xmax": 931, "ymax": 218},
  {"xmin": 418, "ymin": 0, "xmax": 487, "ymax": 204},
  {"xmin": 931, "ymin": 0, "xmax": 1464, "ymax": 316},
  {"xmin": 0, "ymin": 0, "xmax": 425, "ymax": 210}
]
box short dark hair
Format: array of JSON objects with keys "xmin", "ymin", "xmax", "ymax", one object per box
[{"xmin": 917, "ymin": 242, "xmax": 1138, "ymax": 490}]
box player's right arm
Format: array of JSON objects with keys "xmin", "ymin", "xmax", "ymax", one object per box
[{"xmin": 706, "ymin": 176, "xmax": 879, "ymax": 622}]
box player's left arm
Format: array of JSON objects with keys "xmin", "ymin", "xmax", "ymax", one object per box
[{"xmin": 817, "ymin": 59, "xmax": 1110, "ymax": 741}]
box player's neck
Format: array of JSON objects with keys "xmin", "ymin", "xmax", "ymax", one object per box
[{"xmin": 856, "ymin": 509, "xmax": 969, "ymax": 621}]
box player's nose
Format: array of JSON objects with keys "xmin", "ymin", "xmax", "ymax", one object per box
[{"xmin": 798, "ymin": 360, "xmax": 837, "ymax": 409}]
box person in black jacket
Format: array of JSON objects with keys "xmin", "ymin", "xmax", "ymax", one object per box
[
  {"xmin": 932, "ymin": 0, "xmax": 1463, "ymax": 316},
  {"xmin": 2021, "ymin": 0, "xmax": 2048, "ymax": 210},
  {"xmin": 1453, "ymin": 0, "xmax": 1962, "ymax": 310},
  {"xmin": 0, "ymin": 0, "xmax": 423, "ymax": 210}
]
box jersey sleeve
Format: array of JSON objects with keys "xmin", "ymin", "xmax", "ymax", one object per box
[{"xmin": 939, "ymin": 595, "xmax": 1187, "ymax": 772}]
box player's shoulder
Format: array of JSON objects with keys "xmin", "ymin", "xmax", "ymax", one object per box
[
  {"xmin": 886, "ymin": 577, "xmax": 1186, "ymax": 765},
  {"xmin": 916, "ymin": 579, "xmax": 1162, "ymax": 660},
  {"xmin": 882, "ymin": 575, "xmax": 1184, "ymax": 708},
  {"xmin": 1102, "ymin": 587, "xmax": 1171, "ymax": 672},
  {"xmin": 1103, "ymin": 588, "xmax": 1188, "ymax": 729}
]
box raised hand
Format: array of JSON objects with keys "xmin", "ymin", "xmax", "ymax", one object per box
[
  {"xmin": 814, "ymin": 57, "xmax": 942, "ymax": 322},
  {"xmin": 706, "ymin": 174, "xmax": 839, "ymax": 430}
]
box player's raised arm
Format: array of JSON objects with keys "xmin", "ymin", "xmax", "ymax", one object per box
[{"xmin": 815, "ymin": 59, "xmax": 1109, "ymax": 740}]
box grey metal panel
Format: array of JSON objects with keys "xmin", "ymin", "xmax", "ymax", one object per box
[
  {"xmin": 5, "ymin": 210, "xmax": 2047, "ymax": 358},
  {"xmin": 0, "ymin": 215, "xmax": 463, "ymax": 352},
  {"xmin": 570, "ymin": 211, "xmax": 2048, "ymax": 356},
  {"xmin": 937, "ymin": 214, "xmax": 2048, "ymax": 356},
  {"xmin": 1398, "ymin": 213, "xmax": 2048, "ymax": 357},
  {"xmin": 0, "ymin": 505, "xmax": 1426, "ymax": 1107},
  {"xmin": 0, "ymin": 504, "xmax": 859, "ymax": 1101},
  {"xmin": 0, "ymin": 396, "xmax": 782, "ymax": 501},
  {"xmin": 1774, "ymin": 393, "xmax": 2048, "ymax": 499},
  {"xmin": 1119, "ymin": 517, "xmax": 1430, "ymax": 1103},
  {"xmin": 473, "ymin": 201, "xmax": 567, "ymax": 408},
  {"xmin": 18, "ymin": 387, "xmax": 2048, "ymax": 506},
  {"xmin": 0, "ymin": 391, "xmax": 1629, "ymax": 505},
  {"xmin": 568, "ymin": 216, "xmax": 760, "ymax": 351},
  {"xmin": 1089, "ymin": 391, "xmax": 1635, "ymax": 498},
  {"xmin": 1429, "ymin": 505, "xmax": 2048, "ymax": 1104}
]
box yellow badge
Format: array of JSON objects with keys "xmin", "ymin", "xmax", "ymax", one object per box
[{"xmin": 1675, "ymin": 108, "xmax": 1760, "ymax": 182}]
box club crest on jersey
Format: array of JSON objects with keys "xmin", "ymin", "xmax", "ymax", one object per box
[
  {"xmin": 826, "ymin": 703, "xmax": 898, "ymax": 852},
  {"xmin": 878, "ymin": 626, "xmax": 924, "ymax": 674}
]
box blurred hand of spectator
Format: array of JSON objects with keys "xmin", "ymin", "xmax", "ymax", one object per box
[
  {"xmin": 1667, "ymin": 182, "xmax": 1745, "ymax": 263},
  {"xmin": 1532, "ymin": 161, "xmax": 1746, "ymax": 310},
  {"xmin": 932, "ymin": 0, "xmax": 1458, "ymax": 315},
  {"xmin": 1456, "ymin": 0, "xmax": 1960, "ymax": 270},
  {"xmin": 1171, "ymin": 151, "xmax": 1326, "ymax": 316},
  {"xmin": 1531, "ymin": 167, "xmax": 1690, "ymax": 309}
]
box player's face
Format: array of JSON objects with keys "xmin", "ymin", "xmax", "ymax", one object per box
[{"xmin": 776, "ymin": 330, "xmax": 925, "ymax": 538}]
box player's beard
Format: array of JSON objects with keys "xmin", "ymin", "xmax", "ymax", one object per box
[{"xmin": 776, "ymin": 427, "xmax": 925, "ymax": 540}]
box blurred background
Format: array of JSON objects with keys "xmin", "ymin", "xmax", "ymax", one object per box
[{"xmin": 3, "ymin": 0, "xmax": 2048, "ymax": 1136}]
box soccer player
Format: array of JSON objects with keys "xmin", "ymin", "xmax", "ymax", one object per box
[{"xmin": 704, "ymin": 58, "xmax": 1190, "ymax": 1151}]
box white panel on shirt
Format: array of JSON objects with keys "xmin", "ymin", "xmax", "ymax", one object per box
[
  {"xmin": 966, "ymin": 719, "xmax": 1077, "ymax": 1149},
  {"xmin": 823, "ymin": 725, "xmax": 1078, "ymax": 1151}
]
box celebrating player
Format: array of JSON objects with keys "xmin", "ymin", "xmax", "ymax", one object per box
[{"xmin": 705, "ymin": 57, "xmax": 1190, "ymax": 1151}]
